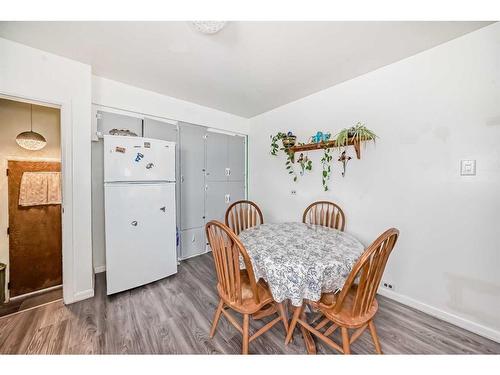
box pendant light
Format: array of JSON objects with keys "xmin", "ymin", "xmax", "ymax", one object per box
[{"xmin": 16, "ymin": 104, "xmax": 47, "ymax": 151}]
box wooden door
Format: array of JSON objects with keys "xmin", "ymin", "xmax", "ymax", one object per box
[{"xmin": 8, "ymin": 160, "xmax": 62, "ymax": 297}]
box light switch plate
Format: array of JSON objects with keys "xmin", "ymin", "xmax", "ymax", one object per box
[{"xmin": 460, "ymin": 160, "xmax": 476, "ymax": 176}]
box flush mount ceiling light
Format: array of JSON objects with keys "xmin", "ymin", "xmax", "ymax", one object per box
[
  {"xmin": 190, "ymin": 21, "xmax": 226, "ymax": 34},
  {"xmin": 16, "ymin": 104, "xmax": 47, "ymax": 151}
]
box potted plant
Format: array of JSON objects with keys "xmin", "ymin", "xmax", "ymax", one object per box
[
  {"xmin": 270, "ymin": 132, "xmax": 300, "ymax": 182},
  {"xmin": 335, "ymin": 122, "xmax": 377, "ymax": 148},
  {"xmin": 270, "ymin": 131, "xmax": 297, "ymax": 155},
  {"xmin": 270, "ymin": 132, "xmax": 287, "ymax": 155},
  {"xmin": 281, "ymin": 131, "xmax": 297, "ymax": 149}
]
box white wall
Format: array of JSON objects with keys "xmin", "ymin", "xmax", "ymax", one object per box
[
  {"xmin": 248, "ymin": 23, "xmax": 500, "ymax": 341},
  {"xmin": 0, "ymin": 37, "xmax": 93, "ymax": 303},
  {"xmin": 0, "ymin": 100, "xmax": 61, "ymax": 300},
  {"xmin": 92, "ymin": 76, "xmax": 249, "ymax": 135}
]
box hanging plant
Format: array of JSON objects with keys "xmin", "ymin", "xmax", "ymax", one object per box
[
  {"xmin": 270, "ymin": 132, "xmax": 303, "ymax": 183},
  {"xmin": 297, "ymin": 152, "xmax": 313, "ymax": 176},
  {"xmin": 270, "ymin": 131, "xmax": 297, "ymax": 154},
  {"xmin": 320, "ymin": 147, "xmax": 333, "ymax": 191},
  {"xmin": 285, "ymin": 151, "xmax": 298, "ymax": 182},
  {"xmin": 270, "ymin": 132, "xmax": 287, "ymax": 155},
  {"xmin": 335, "ymin": 122, "xmax": 377, "ymax": 149}
]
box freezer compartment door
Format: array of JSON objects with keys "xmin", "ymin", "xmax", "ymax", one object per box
[
  {"xmin": 104, "ymin": 183, "xmax": 177, "ymax": 295},
  {"xmin": 104, "ymin": 135, "xmax": 175, "ymax": 182}
]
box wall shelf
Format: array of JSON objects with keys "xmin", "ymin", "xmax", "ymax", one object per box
[{"xmin": 289, "ymin": 137, "xmax": 370, "ymax": 159}]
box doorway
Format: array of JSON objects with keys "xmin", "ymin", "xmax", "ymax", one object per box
[{"xmin": 0, "ymin": 98, "xmax": 62, "ymax": 317}]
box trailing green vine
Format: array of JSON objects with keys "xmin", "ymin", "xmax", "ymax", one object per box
[
  {"xmin": 270, "ymin": 132, "xmax": 287, "ymax": 155},
  {"xmin": 285, "ymin": 151, "xmax": 298, "ymax": 182},
  {"xmin": 270, "ymin": 132, "xmax": 312, "ymax": 183},
  {"xmin": 320, "ymin": 147, "xmax": 333, "ymax": 191}
]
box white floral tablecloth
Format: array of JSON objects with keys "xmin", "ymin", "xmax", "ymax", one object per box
[{"xmin": 238, "ymin": 222, "xmax": 365, "ymax": 306}]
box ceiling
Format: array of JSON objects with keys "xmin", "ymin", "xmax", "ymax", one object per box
[{"xmin": 0, "ymin": 21, "xmax": 492, "ymax": 118}]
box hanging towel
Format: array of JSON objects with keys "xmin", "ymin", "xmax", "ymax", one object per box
[{"xmin": 19, "ymin": 171, "xmax": 62, "ymax": 206}]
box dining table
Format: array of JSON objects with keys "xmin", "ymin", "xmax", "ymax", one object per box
[{"xmin": 238, "ymin": 221, "xmax": 365, "ymax": 354}]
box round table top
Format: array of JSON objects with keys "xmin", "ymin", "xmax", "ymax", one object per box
[{"xmin": 238, "ymin": 222, "xmax": 365, "ymax": 306}]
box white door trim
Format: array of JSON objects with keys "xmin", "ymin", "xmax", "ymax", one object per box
[{"xmin": 0, "ymin": 91, "xmax": 76, "ymax": 305}]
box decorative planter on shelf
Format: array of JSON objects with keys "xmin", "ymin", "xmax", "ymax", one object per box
[
  {"xmin": 311, "ymin": 131, "xmax": 331, "ymax": 143},
  {"xmin": 282, "ymin": 136, "xmax": 297, "ymax": 149}
]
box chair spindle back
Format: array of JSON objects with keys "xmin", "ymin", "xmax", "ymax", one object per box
[
  {"xmin": 225, "ymin": 200, "xmax": 264, "ymax": 235},
  {"xmin": 302, "ymin": 201, "xmax": 346, "ymax": 231},
  {"xmin": 205, "ymin": 220, "xmax": 260, "ymax": 305},
  {"xmin": 334, "ymin": 228, "xmax": 399, "ymax": 317}
]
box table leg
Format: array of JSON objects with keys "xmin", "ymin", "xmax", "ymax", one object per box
[
  {"xmin": 298, "ymin": 306, "xmax": 317, "ymax": 354},
  {"xmin": 288, "ymin": 302, "xmax": 317, "ymax": 354}
]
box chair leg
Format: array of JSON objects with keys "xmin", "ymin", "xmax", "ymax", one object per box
[
  {"xmin": 341, "ymin": 327, "xmax": 351, "ymax": 354},
  {"xmin": 209, "ymin": 299, "xmax": 224, "ymax": 338},
  {"xmin": 242, "ymin": 314, "xmax": 250, "ymax": 355},
  {"xmin": 285, "ymin": 305, "xmax": 303, "ymax": 345},
  {"xmin": 277, "ymin": 302, "xmax": 289, "ymax": 333},
  {"xmin": 368, "ymin": 320, "xmax": 382, "ymax": 354}
]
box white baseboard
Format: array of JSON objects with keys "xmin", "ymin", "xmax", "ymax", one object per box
[
  {"xmin": 94, "ymin": 265, "xmax": 106, "ymax": 274},
  {"xmin": 71, "ymin": 288, "xmax": 94, "ymax": 303},
  {"xmin": 178, "ymin": 248, "xmax": 211, "ymax": 261},
  {"xmin": 378, "ymin": 288, "xmax": 500, "ymax": 344}
]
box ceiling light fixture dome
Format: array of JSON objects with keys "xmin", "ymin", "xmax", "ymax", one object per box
[
  {"xmin": 191, "ymin": 21, "xmax": 226, "ymax": 34},
  {"xmin": 16, "ymin": 104, "xmax": 47, "ymax": 151}
]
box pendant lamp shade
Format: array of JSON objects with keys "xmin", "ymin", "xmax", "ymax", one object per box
[{"xmin": 16, "ymin": 104, "xmax": 47, "ymax": 151}]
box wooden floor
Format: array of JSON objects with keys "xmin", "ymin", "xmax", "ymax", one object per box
[
  {"xmin": 0, "ymin": 253, "xmax": 498, "ymax": 354},
  {"xmin": 0, "ymin": 286, "xmax": 62, "ymax": 318}
]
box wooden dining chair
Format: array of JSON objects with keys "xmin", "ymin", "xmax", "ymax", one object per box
[
  {"xmin": 205, "ymin": 220, "xmax": 288, "ymax": 354},
  {"xmin": 225, "ymin": 200, "xmax": 264, "ymax": 235},
  {"xmin": 285, "ymin": 228, "xmax": 399, "ymax": 354},
  {"xmin": 302, "ymin": 201, "xmax": 346, "ymax": 231}
]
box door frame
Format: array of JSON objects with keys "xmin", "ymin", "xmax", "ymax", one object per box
[{"xmin": 0, "ymin": 91, "xmax": 75, "ymax": 304}]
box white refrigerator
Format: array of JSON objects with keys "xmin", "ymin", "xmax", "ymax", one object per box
[{"xmin": 103, "ymin": 135, "xmax": 177, "ymax": 295}]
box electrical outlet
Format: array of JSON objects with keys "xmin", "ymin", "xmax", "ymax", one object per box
[
  {"xmin": 382, "ymin": 281, "xmax": 395, "ymax": 291},
  {"xmin": 291, "ymin": 190, "xmax": 297, "ymax": 195}
]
